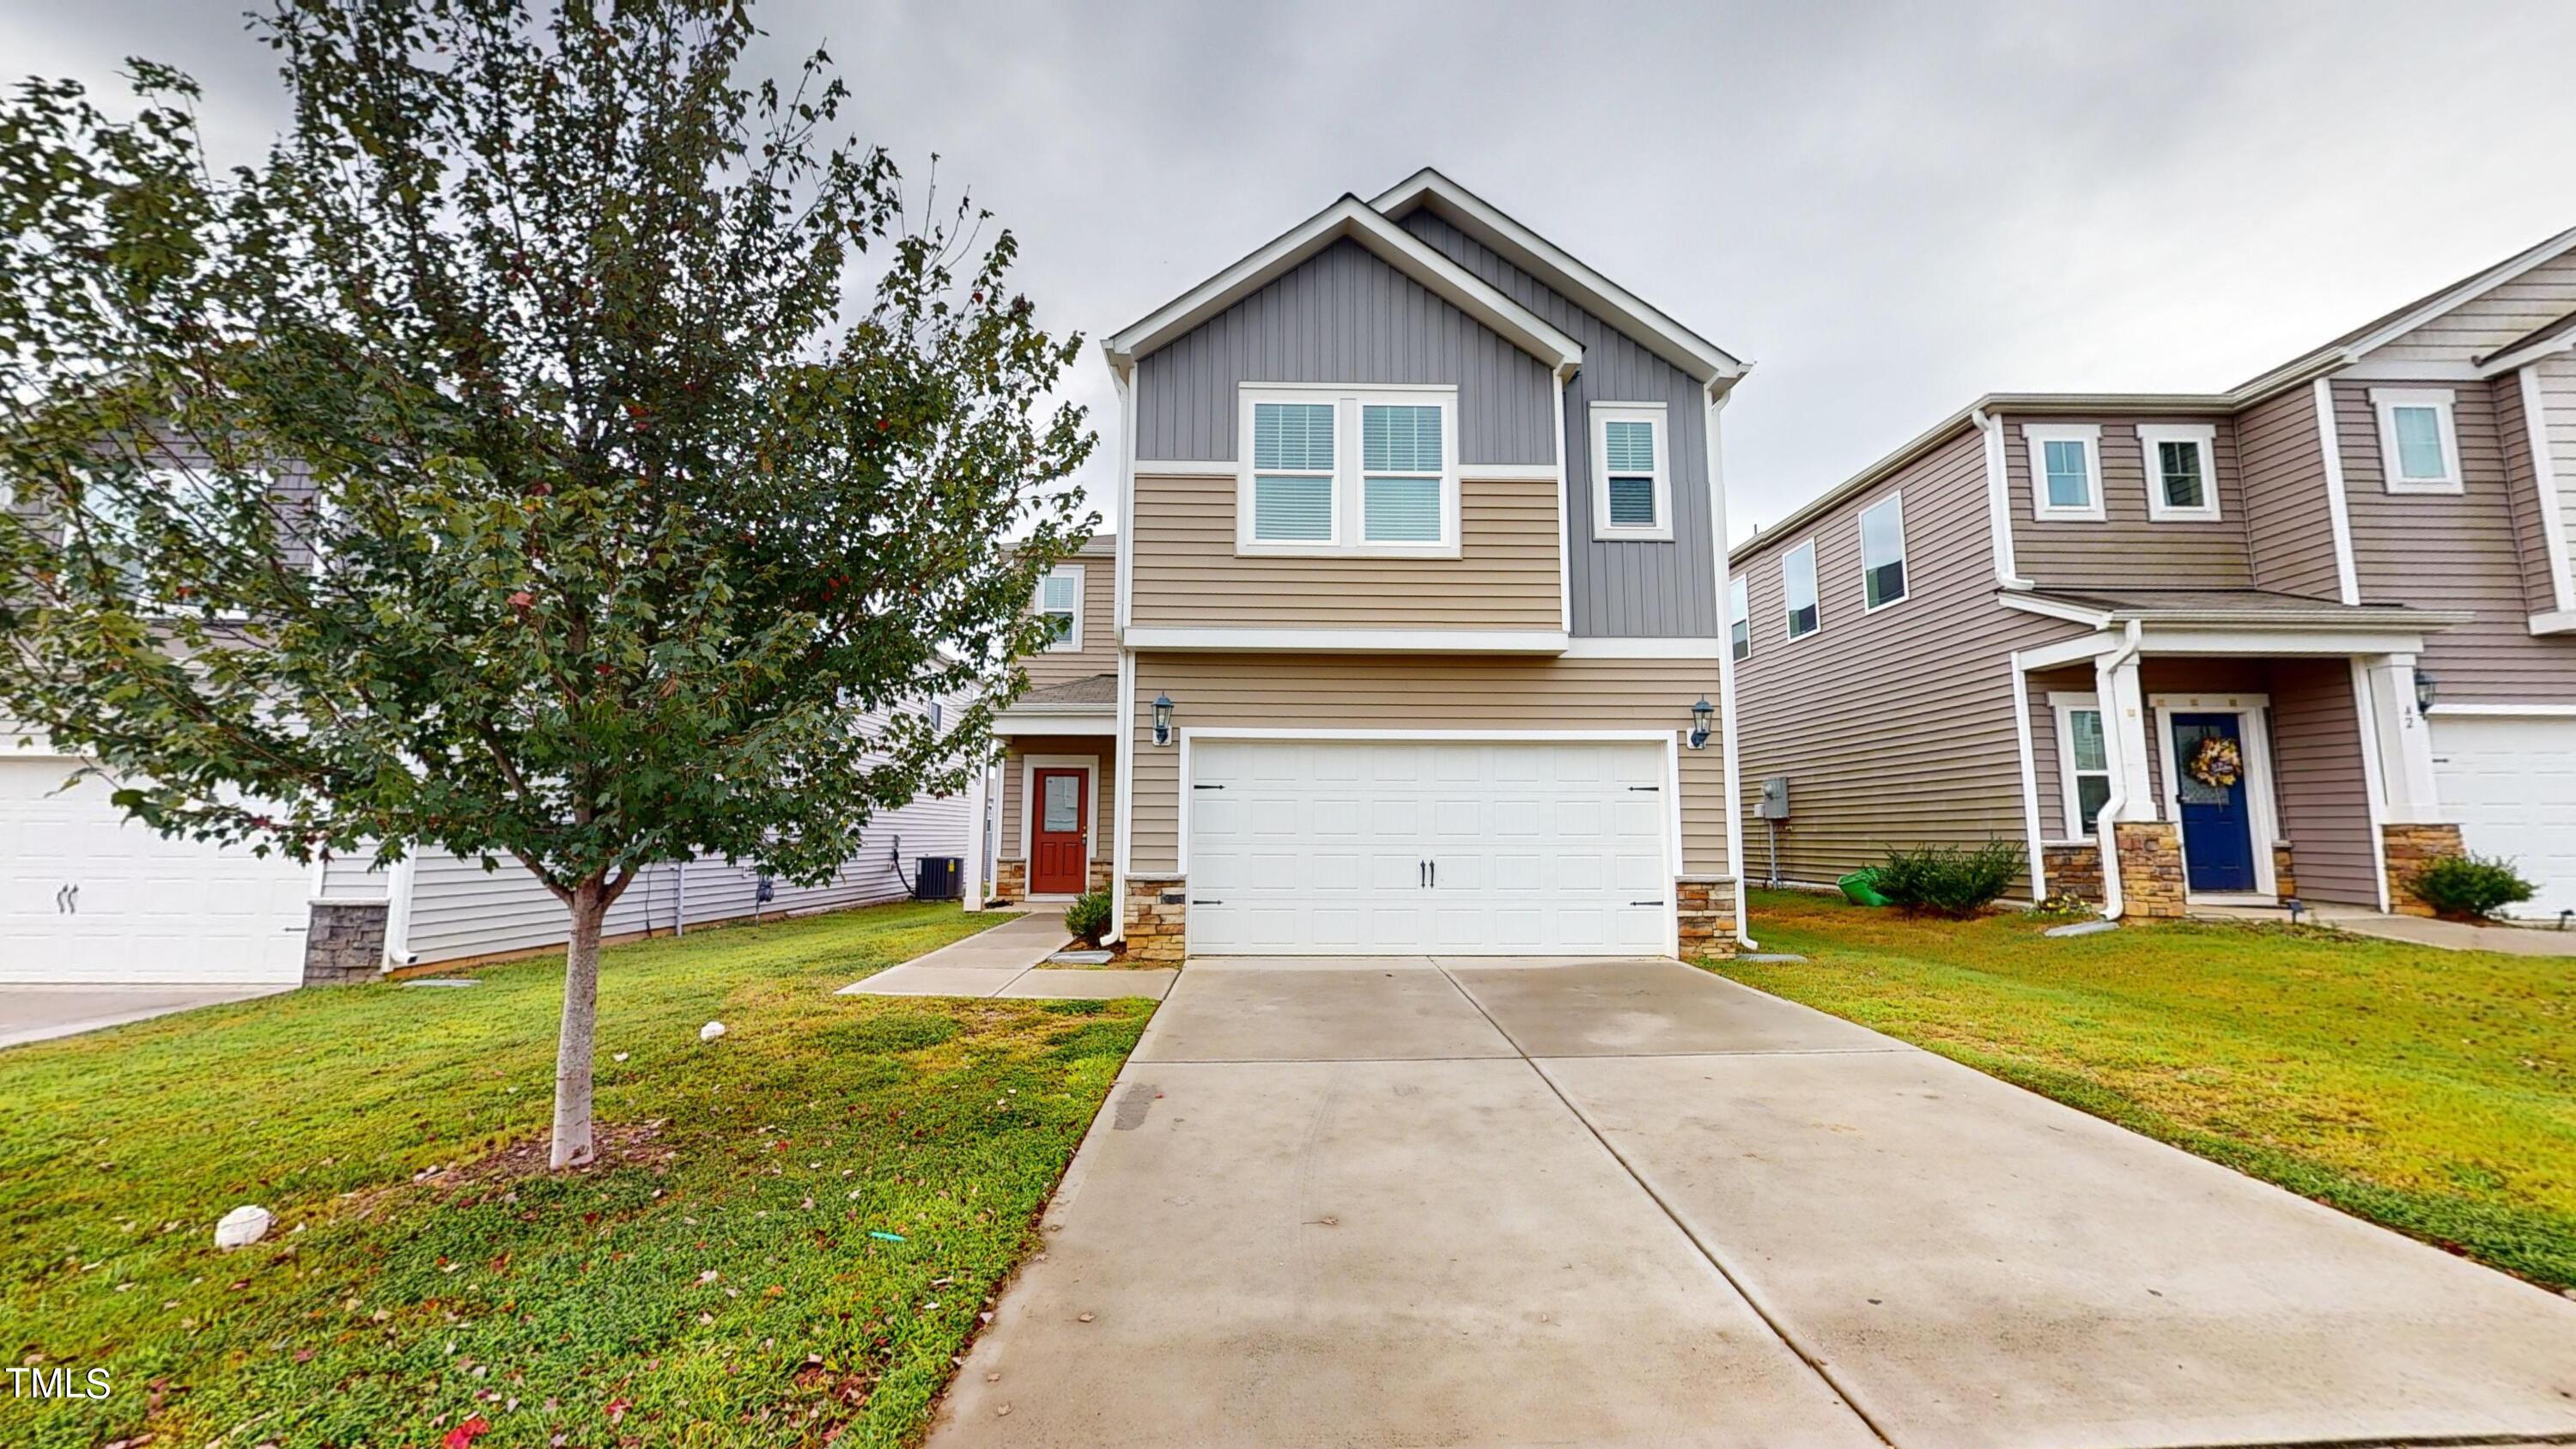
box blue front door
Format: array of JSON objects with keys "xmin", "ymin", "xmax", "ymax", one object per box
[{"xmin": 2172, "ymin": 713, "xmax": 2256, "ymax": 893}]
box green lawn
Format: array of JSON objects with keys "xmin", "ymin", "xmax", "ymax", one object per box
[
  {"xmin": 1722, "ymin": 889, "xmax": 2576, "ymax": 1289},
  {"xmin": 0, "ymin": 902, "xmax": 1150, "ymax": 1448}
]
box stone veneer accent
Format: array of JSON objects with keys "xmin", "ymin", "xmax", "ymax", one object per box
[
  {"xmin": 1088, "ymin": 860, "xmax": 1113, "ymax": 894},
  {"xmin": 2113, "ymin": 822, "xmax": 2186, "ymax": 919},
  {"xmin": 2381, "ymin": 822, "xmax": 2467, "ymax": 918},
  {"xmin": 2040, "ymin": 843, "xmax": 2105, "ymax": 904},
  {"xmin": 991, "ymin": 858, "xmax": 1026, "ymax": 907},
  {"xmin": 1676, "ymin": 877, "xmax": 1739, "ymax": 961},
  {"xmin": 1122, "ymin": 872, "xmax": 1187, "ymax": 964},
  {"xmin": 303, "ymin": 900, "xmax": 388, "ymax": 985},
  {"xmin": 2272, "ymin": 842, "xmax": 2298, "ymax": 905}
]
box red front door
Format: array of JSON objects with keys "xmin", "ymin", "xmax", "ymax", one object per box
[{"xmin": 1030, "ymin": 768, "xmax": 1089, "ymax": 895}]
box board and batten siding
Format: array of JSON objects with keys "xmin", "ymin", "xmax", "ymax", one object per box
[
  {"xmin": 995, "ymin": 735, "xmax": 1117, "ymax": 867},
  {"xmin": 1132, "ymin": 238, "xmax": 1554, "ymax": 466},
  {"xmin": 2365, "ymin": 251, "xmax": 2576, "ymax": 362},
  {"xmin": 1126, "ymin": 472, "xmax": 1559, "ymax": 630},
  {"xmin": 1021, "ymin": 539, "xmax": 1119, "ymax": 692},
  {"xmin": 2002, "ymin": 417, "xmax": 2255, "ymax": 589},
  {"xmin": 1731, "ymin": 428, "xmax": 2069, "ymax": 888},
  {"xmin": 2335, "ymin": 379, "xmax": 2576, "ymax": 704},
  {"xmin": 1400, "ymin": 210, "xmax": 1720, "ymax": 639},
  {"xmin": 2235, "ymin": 386, "xmax": 2343, "ymax": 600},
  {"xmin": 1124, "ymin": 654, "xmax": 1731, "ymax": 877}
]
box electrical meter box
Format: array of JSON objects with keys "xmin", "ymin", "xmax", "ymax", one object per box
[{"xmin": 1756, "ymin": 776, "xmax": 1790, "ymax": 819}]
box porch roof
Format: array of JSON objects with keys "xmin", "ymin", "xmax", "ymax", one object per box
[
  {"xmin": 993, "ymin": 672, "xmax": 1118, "ymax": 736},
  {"xmin": 2017, "ymin": 587, "xmax": 2469, "ymax": 631}
]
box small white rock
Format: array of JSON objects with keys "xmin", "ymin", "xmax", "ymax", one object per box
[
  {"xmin": 612, "ymin": 1052, "xmax": 629, "ymax": 1062},
  {"xmin": 213, "ymin": 1204, "xmax": 273, "ymax": 1251},
  {"xmin": 699, "ymin": 1021, "xmax": 727, "ymax": 1042}
]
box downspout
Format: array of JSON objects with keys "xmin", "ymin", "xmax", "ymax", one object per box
[
  {"xmin": 2092, "ymin": 619, "xmax": 2144, "ymax": 920},
  {"xmin": 1704, "ymin": 383, "xmax": 1758, "ymax": 949},
  {"xmin": 381, "ymin": 852, "xmax": 419, "ymax": 968},
  {"xmin": 673, "ymin": 859, "xmax": 686, "ymax": 938}
]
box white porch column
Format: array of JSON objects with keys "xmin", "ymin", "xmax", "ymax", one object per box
[
  {"xmin": 2093, "ymin": 646, "xmax": 2156, "ymax": 821},
  {"xmin": 961, "ymin": 757, "xmax": 991, "ymax": 910},
  {"xmin": 2362, "ymin": 654, "xmax": 2444, "ymax": 823}
]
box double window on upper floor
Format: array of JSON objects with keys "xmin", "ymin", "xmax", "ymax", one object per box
[
  {"xmin": 2025, "ymin": 422, "xmax": 2219, "ymax": 523},
  {"xmin": 1242, "ymin": 386, "xmax": 1457, "ymax": 556},
  {"xmin": 1761, "ymin": 488, "xmax": 1907, "ymax": 654}
]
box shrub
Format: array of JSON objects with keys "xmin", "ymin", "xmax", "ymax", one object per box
[
  {"xmin": 2409, "ymin": 853, "xmax": 2535, "ymax": 921},
  {"xmin": 1874, "ymin": 840, "xmax": 2026, "ymax": 919},
  {"xmin": 1064, "ymin": 888, "xmax": 1114, "ymax": 947}
]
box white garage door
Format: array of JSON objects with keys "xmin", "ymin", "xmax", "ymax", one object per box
[
  {"xmin": 1184, "ymin": 738, "xmax": 1673, "ymax": 955},
  {"xmin": 0, "ymin": 758, "xmax": 313, "ymax": 985},
  {"xmin": 2432, "ymin": 715, "xmax": 2576, "ymax": 919}
]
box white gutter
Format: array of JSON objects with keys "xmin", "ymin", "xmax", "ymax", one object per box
[
  {"xmin": 1973, "ymin": 409, "xmax": 2035, "ymax": 591},
  {"xmin": 1704, "ymin": 385, "xmax": 1757, "ymax": 950},
  {"xmin": 2090, "ymin": 620, "xmax": 2144, "ymax": 920}
]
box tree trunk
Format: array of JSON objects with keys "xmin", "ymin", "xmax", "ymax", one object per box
[{"xmin": 548, "ymin": 876, "xmax": 610, "ymax": 1170}]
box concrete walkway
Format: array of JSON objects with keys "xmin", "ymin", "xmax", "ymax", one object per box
[
  {"xmin": 929, "ymin": 954, "xmax": 2576, "ymax": 1448},
  {"xmin": 0, "ymin": 984, "xmax": 292, "ymax": 1050},
  {"xmin": 2194, "ymin": 901, "xmax": 2576, "ymax": 955},
  {"xmin": 837, "ymin": 913, "xmax": 1177, "ymax": 1001}
]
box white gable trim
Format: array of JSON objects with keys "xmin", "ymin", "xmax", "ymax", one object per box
[
  {"xmin": 1101, "ymin": 195, "xmax": 1583, "ymax": 377},
  {"xmin": 1370, "ymin": 167, "xmax": 1747, "ymax": 386},
  {"xmin": 2343, "ymin": 226, "xmax": 2576, "ymax": 362}
]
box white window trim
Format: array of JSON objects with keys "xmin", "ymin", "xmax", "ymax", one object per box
[
  {"xmin": 1236, "ymin": 383, "xmax": 1460, "ymax": 558},
  {"xmin": 1016, "ymin": 753, "xmax": 1098, "ymax": 892},
  {"xmin": 1589, "ymin": 401, "xmax": 1673, "ymax": 542},
  {"xmin": 2138, "ymin": 423, "xmax": 2222, "ymax": 522},
  {"xmin": 1781, "ymin": 537, "xmax": 1821, "ymax": 642},
  {"xmin": 1727, "ymin": 574, "xmax": 1751, "ymax": 662},
  {"xmin": 1858, "ymin": 490, "xmax": 1909, "ymax": 612},
  {"xmin": 2025, "ymin": 423, "xmax": 2105, "ymax": 522},
  {"xmin": 2048, "ymin": 691, "xmax": 2112, "ymax": 840},
  {"xmin": 2369, "ymin": 387, "xmax": 2464, "ymax": 495},
  {"xmin": 1036, "ymin": 563, "xmax": 1084, "ymax": 652}
]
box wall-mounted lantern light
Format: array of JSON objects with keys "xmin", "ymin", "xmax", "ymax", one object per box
[
  {"xmin": 2412, "ymin": 667, "xmax": 2439, "ymax": 715},
  {"xmin": 1687, "ymin": 697, "xmax": 1715, "ymax": 751},
  {"xmin": 1151, "ymin": 692, "xmax": 1176, "ymax": 746}
]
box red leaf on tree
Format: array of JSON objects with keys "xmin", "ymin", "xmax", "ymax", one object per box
[
  {"xmin": 508, "ymin": 592, "xmax": 533, "ymax": 610},
  {"xmin": 443, "ymin": 1416, "xmax": 490, "ymax": 1449}
]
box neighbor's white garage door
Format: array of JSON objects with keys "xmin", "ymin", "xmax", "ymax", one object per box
[
  {"xmin": 2432, "ymin": 715, "xmax": 2576, "ymax": 919},
  {"xmin": 0, "ymin": 758, "xmax": 312, "ymax": 985},
  {"xmin": 1184, "ymin": 739, "xmax": 1672, "ymax": 955}
]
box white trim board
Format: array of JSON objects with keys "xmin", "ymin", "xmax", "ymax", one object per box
[
  {"xmin": 1561, "ymin": 636, "xmax": 1723, "ymax": 659},
  {"xmin": 2312, "ymin": 379, "xmax": 2362, "ymax": 605},
  {"xmin": 1121, "ymin": 626, "xmax": 1569, "ymax": 654},
  {"xmin": 2516, "ymin": 366, "xmax": 2576, "ymax": 613},
  {"xmin": 2427, "ymin": 702, "xmax": 2576, "ymax": 718}
]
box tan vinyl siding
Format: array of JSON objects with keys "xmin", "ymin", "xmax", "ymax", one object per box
[
  {"xmin": 1128, "ymin": 472, "xmax": 1560, "ymax": 630},
  {"xmin": 2543, "ymin": 353, "xmax": 2576, "ymax": 594},
  {"xmin": 2494, "ymin": 372, "xmax": 2561, "ymax": 612},
  {"xmin": 2004, "ymin": 417, "xmax": 2254, "ymax": 588},
  {"xmin": 2335, "ymin": 379, "xmax": 2576, "ymax": 703},
  {"xmin": 1020, "ymin": 539, "xmax": 1118, "ymax": 691},
  {"xmin": 995, "ymin": 735, "xmax": 1115, "ymax": 868},
  {"xmin": 2366, "ymin": 252, "xmax": 2576, "ymax": 362},
  {"xmin": 1125, "ymin": 654, "xmax": 1728, "ymax": 875},
  {"xmin": 2265, "ymin": 658, "xmax": 2379, "ymax": 907},
  {"xmin": 1733, "ymin": 429, "xmax": 2071, "ymax": 887},
  {"xmin": 2235, "ymin": 386, "xmax": 2342, "ymax": 600}
]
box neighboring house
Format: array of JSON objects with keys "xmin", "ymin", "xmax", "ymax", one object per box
[
  {"xmin": 969, "ymin": 169, "xmax": 1757, "ymax": 962},
  {"xmin": 1732, "ymin": 227, "xmax": 2576, "ymax": 920}
]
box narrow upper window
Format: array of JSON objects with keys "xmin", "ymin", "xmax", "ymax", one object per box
[
  {"xmin": 1239, "ymin": 386, "xmax": 1455, "ymax": 553},
  {"xmin": 1589, "ymin": 403, "xmax": 1672, "ymax": 541},
  {"xmin": 928, "ymin": 700, "xmax": 945, "ymax": 733},
  {"xmin": 1250, "ymin": 400, "xmax": 1336, "ymax": 542},
  {"xmin": 1859, "ymin": 492, "xmax": 1907, "ymax": 610},
  {"xmin": 1037, "ymin": 564, "xmax": 1083, "ymax": 651},
  {"xmin": 1782, "ymin": 539, "xmax": 1820, "ymax": 640},
  {"xmin": 2370, "ymin": 387, "xmax": 2462, "ymax": 494},
  {"xmin": 1728, "ymin": 575, "xmax": 1751, "ymax": 662},
  {"xmin": 2052, "ymin": 695, "xmax": 2111, "ymax": 838},
  {"xmin": 2024, "ymin": 423, "xmax": 2105, "ymax": 521},
  {"xmin": 2138, "ymin": 423, "xmax": 2221, "ymax": 521}
]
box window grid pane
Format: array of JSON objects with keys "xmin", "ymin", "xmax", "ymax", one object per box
[
  {"xmin": 1253, "ymin": 474, "xmax": 1334, "ymax": 540},
  {"xmin": 1361, "ymin": 405, "xmax": 1442, "ymax": 473},
  {"xmin": 2159, "ymin": 441, "xmax": 2206, "ymax": 508},
  {"xmin": 1603, "ymin": 419, "xmax": 1656, "ymax": 474},
  {"xmin": 1253, "ymin": 403, "xmax": 1335, "ymax": 472},
  {"xmin": 1860, "ymin": 497, "xmax": 1905, "ymax": 606},
  {"xmin": 1040, "ymin": 574, "xmax": 1076, "ymax": 611},
  {"xmin": 1784, "ymin": 546, "xmax": 1819, "ymax": 637},
  {"xmin": 1363, "ymin": 476, "xmax": 1442, "ymax": 542},
  {"xmin": 2075, "ymin": 774, "xmax": 2111, "ymax": 831},
  {"xmin": 2069, "ymin": 709, "xmax": 2106, "ymax": 772},
  {"xmin": 2044, "ymin": 440, "xmax": 2092, "ymax": 508},
  {"xmin": 1607, "ymin": 474, "xmax": 1657, "ymax": 527},
  {"xmin": 2393, "ymin": 406, "xmax": 2445, "ymax": 479}
]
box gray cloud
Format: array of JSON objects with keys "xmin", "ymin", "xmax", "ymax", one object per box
[{"xmin": 11, "ymin": 0, "xmax": 2573, "ymax": 539}]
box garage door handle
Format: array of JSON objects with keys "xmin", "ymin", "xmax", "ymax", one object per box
[
  {"xmin": 1189, "ymin": 898, "xmax": 1222, "ymax": 905},
  {"xmin": 1430, "ymin": 860, "xmax": 1437, "ymax": 888},
  {"xmin": 57, "ymin": 883, "xmax": 78, "ymax": 915},
  {"xmin": 1630, "ymin": 899, "xmax": 1664, "ymax": 907}
]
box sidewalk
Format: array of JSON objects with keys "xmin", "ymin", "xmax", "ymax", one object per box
[
  {"xmin": 837, "ymin": 912, "xmax": 1177, "ymax": 1000},
  {"xmin": 2190, "ymin": 902, "xmax": 2576, "ymax": 957}
]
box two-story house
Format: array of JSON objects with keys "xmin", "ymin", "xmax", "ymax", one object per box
[
  {"xmin": 1732, "ymin": 227, "xmax": 2576, "ymax": 921},
  {"xmin": 969, "ymin": 170, "xmax": 1757, "ymax": 962}
]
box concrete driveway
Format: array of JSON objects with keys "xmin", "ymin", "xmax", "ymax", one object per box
[
  {"xmin": 929, "ymin": 956, "xmax": 2576, "ymax": 1449},
  {"xmin": 0, "ymin": 984, "xmax": 291, "ymax": 1049}
]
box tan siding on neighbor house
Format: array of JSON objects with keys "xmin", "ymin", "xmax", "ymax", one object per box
[
  {"xmin": 1127, "ymin": 472, "xmax": 1561, "ymax": 630},
  {"xmin": 1124, "ymin": 654, "xmax": 1729, "ymax": 875},
  {"xmin": 1019, "ymin": 539, "xmax": 1119, "ymax": 691},
  {"xmin": 2335, "ymin": 379, "xmax": 2576, "ymax": 703},
  {"xmin": 2002, "ymin": 417, "xmax": 2254, "ymax": 589},
  {"xmin": 995, "ymin": 735, "xmax": 1115, "ymax": 870},
  {"xmin": 2235, "ymin": 386, "xmax": 2343, "ymax": 600},
  {"xmin": 1733, "ymin": 429, "xmax": 2071, "ymax": 887},
  {"xmin": 2366, "ymin": 252, "xmax": 2576, "ymax": 362}
]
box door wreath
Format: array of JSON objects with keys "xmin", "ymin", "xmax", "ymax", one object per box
[{"xmin": 2185, "ymin": 735, "xmax": 2242, "ymax": 789}]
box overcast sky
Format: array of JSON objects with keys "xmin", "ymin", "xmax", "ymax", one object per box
[{"xmin": 10, "ymin": 0, "xmax": 2575, "ymax": 541}]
